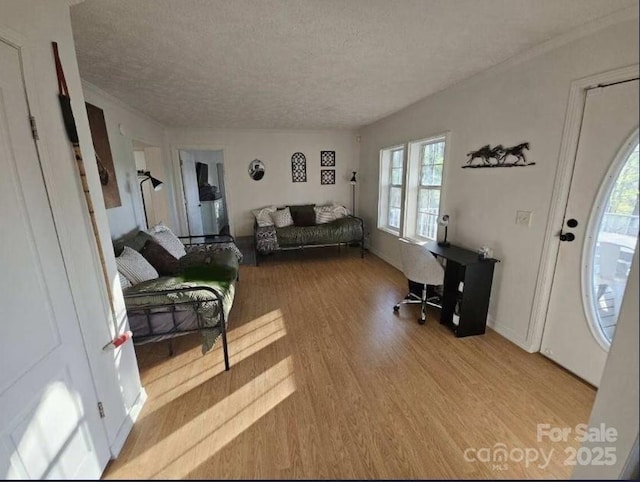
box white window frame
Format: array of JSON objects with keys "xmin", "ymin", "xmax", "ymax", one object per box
[
  {"xmin": 405, "ymin": 133, "xmax": 449, "ymax": 242},
  {"xmin": 377, "ymin": 144, "xmax": 406, "ymax": 235}
]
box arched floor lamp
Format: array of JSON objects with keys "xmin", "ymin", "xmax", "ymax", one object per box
[{"xmin": 138, "ymin": 169, "xmax": 163, "ymax": 229}]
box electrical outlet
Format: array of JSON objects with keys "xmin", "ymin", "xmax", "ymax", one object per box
[{"xmin": 516, "ymin": 210, "xmax": 532, "ymax": 227}]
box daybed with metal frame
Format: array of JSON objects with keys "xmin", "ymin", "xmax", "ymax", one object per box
[
  {"xmin": 119, "ymin": 234, "xmax": 240, "ymax": 371},
  {"xmin": 254, "ymin": 215, "xmax": 365, "ymax": 265}
]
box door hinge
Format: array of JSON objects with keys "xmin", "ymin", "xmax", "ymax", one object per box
[
  {"xmin": 98, "ymin": 401, "xmax": 105, "ymax": 418},
  {"xmin": 29, "ymin": 116, "xmax": 39, "ymax": 140}
]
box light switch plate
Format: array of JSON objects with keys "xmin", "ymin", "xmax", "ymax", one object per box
[{"xmin": 516, "ymin": 210, "xmax": 532, "ymax": 227}]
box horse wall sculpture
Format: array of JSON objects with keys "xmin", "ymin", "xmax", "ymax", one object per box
[
  {"xmin": 463, "ymin": 142, "xmax": 534, "ymax": 168},
  {"xmin": 499, "ymin": 142, "xmax": 530, "ymax": 165}
]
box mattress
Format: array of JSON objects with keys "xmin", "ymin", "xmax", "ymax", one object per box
[{"xmin": 276, "ymin": 216, "xmax": 363, "ymax": 247}]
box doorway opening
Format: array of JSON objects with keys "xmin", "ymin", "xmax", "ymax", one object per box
[{"xmin": 178, "ymin": 149, "xmax": 229, "ymax": 236}]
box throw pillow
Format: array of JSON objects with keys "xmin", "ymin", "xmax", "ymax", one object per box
[
  {"xmin": 252, "ymin": 205, "xmax": 277, "ymax": 227},
  {"xmin": 332, "ymin": 203, "xmax": 350, "ymax": 219},
  {"xmin": 113, "ymin": 230, "xmax": 153, "ymax": 256},
  {"xmin": 271, "ymin": 207, "xmax": 294, "ymax": 228},
  {"xmin": 116, "ymin": 246, "xmax": 159, "ymax": 285},
  {"xmin": 289, "ymin": 204, "xmax": 316, "ymax": 227},
  {"xmin": 118, "ymin": 271, "xmax": 132, "ymax": 290},
  {"xmin": 141, "ymin": 239, "xmax": 180, "ymax": 275},
  {"xmin": 148, "ymin": 223, "xmax": 187, "ymax": 259},
  {"xmin": 315, "ymin": 205, "xmax": 336, "ymax": 224},
  {"xmin": 147, "ymin": 221, "xmax": 170, "ymax": 235}
]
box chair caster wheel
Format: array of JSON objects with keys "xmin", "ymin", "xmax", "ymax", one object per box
[
  {"xmin": 418, "ymin": 317, "xmax": 426, "ymax": 325},
  {"xmin": 393, "ymin": 305, "xmax": 400, "ymax": 312}
]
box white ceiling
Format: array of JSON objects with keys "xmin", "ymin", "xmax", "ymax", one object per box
[{"xmin": 71, "ymin": 0, "xmax": 636, "ymax": 129}]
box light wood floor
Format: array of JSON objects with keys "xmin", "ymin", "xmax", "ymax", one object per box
[{"xmin": 104, "ymin": 248, "xmax": 596, "ymax": 479}]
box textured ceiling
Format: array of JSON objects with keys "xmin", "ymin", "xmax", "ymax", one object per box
[{"xmin": 71, "ymin": 0, "xmax": 636, "ymax": 129}]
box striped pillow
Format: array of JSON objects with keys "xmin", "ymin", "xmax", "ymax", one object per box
[
  {"xmin": 315, "ymin": 205, "xmax": 336, "ymax": 224},
  {"xmin": 118, "ymin": 272, "xmax": 132, "ymax": 290},
  {"xmin": 116, "ymin": 246, "xmax": 159, "ymax": 285},
  {"xmin": 332, "ymin": 204, "xmax": 349, "ymax": 219}
]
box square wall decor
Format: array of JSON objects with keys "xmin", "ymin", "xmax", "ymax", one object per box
[
  {"xmin": 320, "ymin": 169, "xmax": 335, "ymax": 185},
  {"xmin": 320, "ymin": 150, "xmax": 336, "ymax": 166}
]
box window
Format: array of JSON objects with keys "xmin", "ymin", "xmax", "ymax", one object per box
[
  {"xmin": 388, "ymin": 148, "xmax": 404, "ymax": 229},
  {"xmin": 586, "ymin": 140, "xmax": 638, "ymax": 344},
  {"xmin": 415, "ymin": 139, "xmax": 445, "ymax": 240},
  {"xmin": 377, "ymin": 133, "xmax": 448, "ymax": 240},
  {"xmin": 378, "ymin": 146, "xmax": 405, "ymax": 234}
]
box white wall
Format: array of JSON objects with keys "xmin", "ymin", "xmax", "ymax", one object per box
[
  {"xmin": 357, "ymin": 17, "xmax": 639, "ymax": 349},
  {"xmin": 168, "ymin": 129, "xmax": 360, "ymax": 236},
  {"xmin": 0, "ymin": 0, "xmax": 144, "ymax": 457},
  {"xmin": 143, "ymin": 146, "xmax": 173, "ymax": 229},
  {"xmin": 82, "ymin": 81, "xmax": 179, "ymax": 237}
]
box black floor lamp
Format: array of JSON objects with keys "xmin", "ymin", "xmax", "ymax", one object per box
[
  {"xmin": 350, "ymin": 171, "xmax": 357, "ymax": 215},
  {"xmin": 138, "ymin": 170, "xmax": 163, "ymax": 229}
]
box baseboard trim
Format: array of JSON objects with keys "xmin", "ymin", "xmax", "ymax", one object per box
[
  {"xmin": 369, "ymin": 246, "xmax": 401, "ymax": 271},
  {"xmin": 109, "ymin": 388, "xmax": 148, "ymax": 458},
  {"xmin": 487, "ymin": 316, "xmax": 533, "ymax": 353}
]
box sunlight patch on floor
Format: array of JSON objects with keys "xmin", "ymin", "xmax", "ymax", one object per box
[
  {"xmin": 140, "ymin": 309, "xmax": 286, "ymax": 386},
  {"xmin": 141, "ymin": 310, "xmax": 288, "ymax": 415},
  {"xmin": 228, "ymin": 309, "xmax": 285, "ymax": 341},
  {"xmin": 121, "ymin": 356, "xmax": 297, "ymax": 479}
]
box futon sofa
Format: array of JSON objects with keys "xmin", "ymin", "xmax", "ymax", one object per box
[{"xmin": 252, "ymin": 203, "xmax": 364, "ymax": 264}]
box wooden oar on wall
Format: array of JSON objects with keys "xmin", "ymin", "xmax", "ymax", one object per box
[{"xmin": 52, "ymin": 41, "xmax": 118, "ymax": 332}]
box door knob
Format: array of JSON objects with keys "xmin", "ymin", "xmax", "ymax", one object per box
[
  {"xmin": 566, "ymin": 218, "xmax": 578, "ymax": 228},
  {"xmin": 559, "ymin": 232, "xmax": 575, "ymax": 242}
]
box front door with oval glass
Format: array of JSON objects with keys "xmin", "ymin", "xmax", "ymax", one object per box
[{"xmin": 541, "ymin": 79, "xmax": 639, "ymax": 387}]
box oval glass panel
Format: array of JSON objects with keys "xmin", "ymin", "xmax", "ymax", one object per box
[{"xmin": 588, "ymin": 140, "xmax": 639, "ymax": 344}]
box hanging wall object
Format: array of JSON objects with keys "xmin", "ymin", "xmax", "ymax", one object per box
[
  {"xmin": 249, "ymin": 159, "xmax": 265, "ymax": 180},
  {"xmin": 321, "ymin": 169, "xmax": 336, "ymax": 185},
  {"xmin": 86, "ymin": 102, "xmax": 121, "ymax": 208},
  {"xmin": 320, "ymin": 150, "xmax": 336, "ymax": 167},
  {"xmin": 463, "ymin": 142, "xmax": 535, "ymax": 168},
  {"xmin": 291, "ymin": 152, "xmax": 307, "ymax": 182}
]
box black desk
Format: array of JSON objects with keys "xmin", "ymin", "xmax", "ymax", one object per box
[{"xmin": 425, "ymin": 241, "xmax": 498, "ymax": 337}]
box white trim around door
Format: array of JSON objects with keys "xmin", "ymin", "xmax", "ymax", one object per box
[{"xmin": 526, "ymin": 64, "xmax": 640, "ymax": 353}]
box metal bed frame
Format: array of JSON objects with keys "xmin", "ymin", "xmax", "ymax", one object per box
[
  {"xmin": 254, "ymin": 215, "xmax": 365, "ymax": 265},
  {"xmin": 123, "ymin": 233, "xmax": 236, "ymax": 371}
]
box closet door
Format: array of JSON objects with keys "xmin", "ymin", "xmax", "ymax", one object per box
[{"xmin": 0, "ymin": 40, "xmax": 110, "ymax": 479}]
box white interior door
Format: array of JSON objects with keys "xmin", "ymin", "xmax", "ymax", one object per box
[
  {"xmin": 0, "ymin": 41, "xmax": 110, "ymax": 478},
  {"xmin": 541, "ymin": 79, "xmax": 639, "ymax": 387}
]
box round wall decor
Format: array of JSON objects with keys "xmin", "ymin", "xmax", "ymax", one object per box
[{"xmin": 249, "ymin": 159, "xmax": 265, "ymax": 181}]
